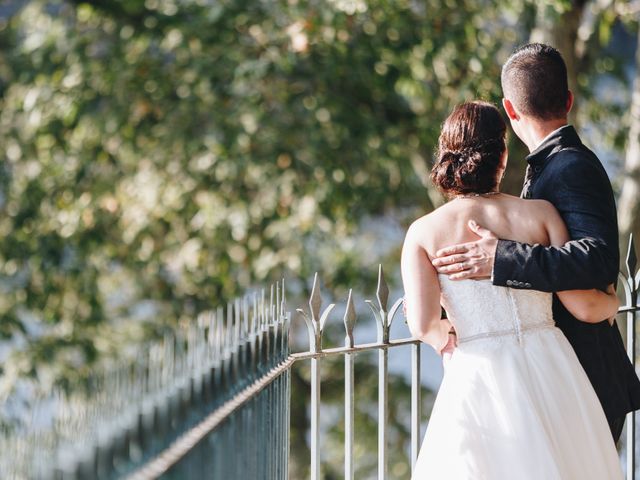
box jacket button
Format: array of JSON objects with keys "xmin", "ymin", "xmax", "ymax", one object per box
[
  {"xmin": 525, "ymin": 282, "xmax": 532, "ymax": 288},
  {"xmin": 506, "ymin": 280, "xmax": 514, "ymax": 286},
  {"xmin": 534, "ymin": 166, "xmax": 541, "ymax": 173}
]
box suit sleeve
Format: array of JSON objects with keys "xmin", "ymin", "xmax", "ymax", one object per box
[{"xmin": 492, "ymin": 152, "xmax": 619, "ymax": 292}]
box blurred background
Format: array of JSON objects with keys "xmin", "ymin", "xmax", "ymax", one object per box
[{"xmin": 0, "ymin": 0, "xmax": 639, "ymax": 477}]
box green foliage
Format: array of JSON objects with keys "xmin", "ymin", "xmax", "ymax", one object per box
[{"xmin": 0, "ymin": 0, "xmax": 526, "ymax": 386}]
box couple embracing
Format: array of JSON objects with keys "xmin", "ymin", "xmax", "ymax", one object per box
[{"xmin": 401, "ymin": 43, "xmax": 640, "ymax": 479}]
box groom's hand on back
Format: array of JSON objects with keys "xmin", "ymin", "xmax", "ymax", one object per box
[{"xmin": 432, "ymin": 220, "xmax": 498, "ymax": 280}]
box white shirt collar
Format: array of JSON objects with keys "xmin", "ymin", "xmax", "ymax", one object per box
[{"xmin": 533, "ymin": 124, "xmax": 572, "ymax": 151}]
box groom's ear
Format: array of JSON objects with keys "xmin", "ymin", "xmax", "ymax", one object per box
[
  {"xmin": 566, "ymin": 90, "xmax": 574, "ymax": 114},
  {"xmin": 502, "ymin": 98, "xmax": 519, "ymax": 120}
]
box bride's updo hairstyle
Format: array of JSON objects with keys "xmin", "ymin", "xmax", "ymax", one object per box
[{"xmin": 431, "ymin": 101, "xmax": 507, "ymax": 196}]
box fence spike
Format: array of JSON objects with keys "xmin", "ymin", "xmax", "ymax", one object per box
[
  {"xmin": 297, "ymin": 273, "xmax": 335, "ymax": 353},
  {"xmin": 215, "ymin": 307, "xmax": 222, "ymax": 360},
  {"xmin": 242, "ymin": 297, "xmax": 249, "ymax": 338},
  {"xmin": 368, "ymin": 268, "xmax": 391, "ymax": 343},
  {"xmin": 275, "ymin": 282, "xmax": 279, "ymax": 322},
  {"xmin": 252, "ymin": 293, "xmax": 258, "ymax": 334},
  {"xmin": 376, "ymin": 265, "xmax": 389, "ymax": 313},
  {"xmin": 281, "ymin": 278, "xmax": 287, "ymax": 323},
  {"xmin": 388, "ymin": 297, "xmax": 404, "ymax": 329},
  {"xmin": 319, "ymin": 303, "xmax": 335, "ymax": 332},
  {"xmin": 260, "ymin": 289, "xmax": 266, "ymax": 328},
  {"xmin": 235, "ymin": 299, "xmax": 241, "ymax": 342},
  {"xmin": 270, "ymin": 283, "xmax": 275, "ymax": 326},
  {"xmin": 627, "ymin": 234, "xmax": 637, "ymax": 283},
  {"xmin": 226, "ymin": 302, "xmax": 233, "ymax": 351},
  {"xmin": 344, "ymin": 289, "xmax": 356, "ymax": 348},
  {"xmin": 309, "ymin": 273, "xmax": 322, "ymax": 323},
  {"xmin": 365, "ymin": 300, "xmax": 380, "ymax": 322}
]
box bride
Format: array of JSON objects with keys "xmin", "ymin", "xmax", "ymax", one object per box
[{"xmin": 402, "ymin": 101, "xmax": 623, "ymax": 479}]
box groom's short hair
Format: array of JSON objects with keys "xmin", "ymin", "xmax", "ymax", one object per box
[{"xmin": 501, "ymin": 43, "xmax": 569, "ymax": 121}]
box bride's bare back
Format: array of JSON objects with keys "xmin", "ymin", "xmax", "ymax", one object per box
[{"xmin": 413, "ymin": 193, "xmax": 560, "ymax": 260}]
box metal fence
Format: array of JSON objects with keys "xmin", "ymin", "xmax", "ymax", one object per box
[
  {"xmin": 1, "ymin": 282, "xmax": 291, "ymax": 479},
  {"xmin": 129, "ymin": 265, "xmax": 419, "ymax": 480},
  {"xmin": 3, "ymin": 236, "xmax": 640, "ymax": 479}
]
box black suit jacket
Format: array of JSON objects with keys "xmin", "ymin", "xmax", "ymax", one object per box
[{"xmin": 493, "ymin": 125, "xmax": 640, "ymax": 422}]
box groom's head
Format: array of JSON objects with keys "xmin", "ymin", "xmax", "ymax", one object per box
[{"xmin": 501, "ymin": 43, "xmax": 571, "ymax": 122}]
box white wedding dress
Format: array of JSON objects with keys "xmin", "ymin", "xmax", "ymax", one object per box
[{"xmin": 412, "ymin": 275, "xmax": 623, "ymax": 479}]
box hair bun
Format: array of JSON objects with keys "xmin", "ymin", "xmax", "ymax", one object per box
[
  {"xmin": 440, "ymin": 150, "xmax": 464, "ymax": 164},
  {"xmin": 430, "ymin": 102, "xmax": 506, "ymax": 196},
  {"xmin": 441, "ymin": 148, "xmax": 481, "ymax": 165}
]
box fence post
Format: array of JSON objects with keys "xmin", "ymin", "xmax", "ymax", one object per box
[
  {"xmin": 623, "ymin": 235, "xmax": 639, "ymax": 480},
  {"xmin": 297, "ymin": 273, "xmax": 335, "ymax": 480},
  {"xmin": 343, "ymin": 290, "xmax": 356, "ymax": 480},
  {"xmin": 366, "ymin": 266, "xmax": 403, "ymax": 480}
]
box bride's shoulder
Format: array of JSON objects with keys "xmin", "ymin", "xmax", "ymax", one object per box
[
  {"xmin": 408, "ymin": 202, "xmax": 455, "ymax": 228},
  {"xmin": 521, "ymin": 197, "xmax": 559, "ymax": 215},
  {"xmin": 406, "ymin": 211, "xmax": 435, "ymax": 234},
  {"xmin": 500, "ymin": 194, "xmax": 556, "ymax": 213},
  {"xmin": 510, "ymin": 197, "xmax": 562, "ymax": 229},
  {"xmin": 404, "ymin": 203, "xmax": 459, "ymax": 248},
  {"xmin": 405, "ymin": 208, "xmax": 442, "ymax": 241}
]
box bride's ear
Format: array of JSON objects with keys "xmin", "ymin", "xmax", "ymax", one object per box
[{"xmin": 502, "ymin": 98, "xmax": 519, "ymax": 120}]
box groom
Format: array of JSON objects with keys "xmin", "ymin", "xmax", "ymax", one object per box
[{"xmin": 432, "ymin": 43, "xmax": 640, "ymax": 442}]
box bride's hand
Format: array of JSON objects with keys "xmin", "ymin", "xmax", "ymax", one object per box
[
  {"xmin": 439, "ymin": 323, "xmax": 457, "ymax": 369},
  {"xmin": 441, "ymin": 332, "xmax": 456, "ymax": 370},
  {"xmin": 440, "ymin": 330, "xmax": 457, "ymax": 355}
]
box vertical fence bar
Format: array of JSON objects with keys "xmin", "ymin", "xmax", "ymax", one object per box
[
  {"xmin": 279, "ymin": 283, "xmax": 289, "ymax": 480},
  {"xmin": 269, "ymin": 285, "xmax": 276, "ymax": 480},
  {"xmin": 344, "ymin": 290, "xmax": 356, "ymax": 480},
  {"xmin": 367, "ymin": 266, "xmax": 392, "ymax": 480},
  {"xmin": 273, "ymin": 285, "xmax": 279, "ymax": 480},
  {"xmin": 625, "ymin": 236, "xmax": 638, "ymax": 480},
  {"xmin": 411, "ymin": 342, "xmax": 421, "ymax": 473},
  {"xmin": 378, "ymin": 347, "xmax": 388, "ymax": 480},
  {"xmin": 344, "ymin": 353, "xmax": 354, "ymax": 478},
  {"xmin": 628, "ymin": 306, "xmax": 636, "ymax": 480},
  {"xmin": 283, "ymin": 310, "xmax": 291, "ymax": 480},
  {"xmin": 310, "ymin": 358, "xmax": 321, "ymax": 480},
  {"xmin": 298, "ymin": 274, "xmax": 334, "ymax": 480},
  {"xmin": 365, "ymin": 267, "xmax": 401, "ymax": 480}
]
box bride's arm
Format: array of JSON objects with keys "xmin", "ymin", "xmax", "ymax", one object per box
[
  {"xmin": 544, "ymin": 203, "xmax": 619, "ymax": 323},
  {"xmin": 401, "ymin": 221, "xmax": 452, "ymax": 352},
  {"xmin": 557, "ymin": 284, "xmax": 618, "ymax": 324}
]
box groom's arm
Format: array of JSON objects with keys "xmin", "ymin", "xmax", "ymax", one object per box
[
  {"xmin": 492, "ymin": 240, "xmax": 614, "ymax": 292},
  {"xmin": 493, "ymin": 153, "xmax": 619, "ymax": 292},
  {"xmin": 433, "ymin": 152, "xmax": 620, "ymax": 292}
]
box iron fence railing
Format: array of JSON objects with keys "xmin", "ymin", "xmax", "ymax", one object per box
[
  {"xmin": 1, "ymin": 282, "xmax": 291, "ymax": 480},
  {"xmin": 293, "ymin": 267, "xmax": 418, "ymax": 479},
  {"xmin": 622, "ymin": 237, "xmax": 640, "ymax": 480},
  {"xmin": 2, "ymin": 235, "xmax": 640, "ymax": 479},
  {"xmin": 124, "ymin": 266, "xmax": 418, "ymax": 480}
]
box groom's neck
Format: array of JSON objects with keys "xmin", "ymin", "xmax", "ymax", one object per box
[{"xmin": 520, "ymin": 117, "xmax": 568, "ymax": 152}]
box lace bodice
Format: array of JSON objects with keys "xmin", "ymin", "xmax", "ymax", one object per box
[{"xmin": 438, "ymin": 275, "xmax": 555, "ymax": 347}]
